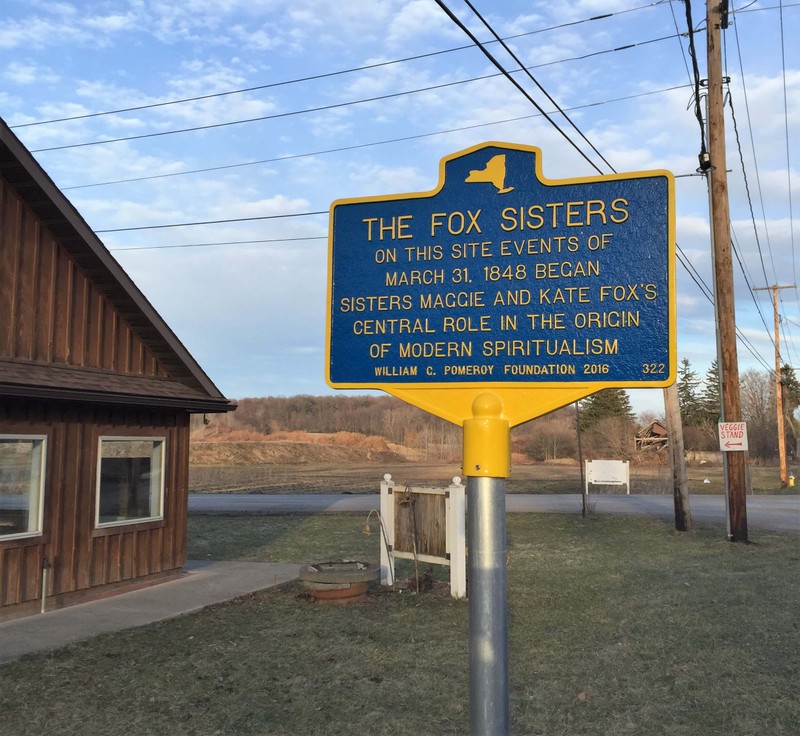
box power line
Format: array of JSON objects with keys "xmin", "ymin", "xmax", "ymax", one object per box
[
  {"xmin": 432, "ymin": 0, "xmax": 607, "ymax": 174},
  {"xmin": 111, "ymin": 235, "xmax": 325, "ymax": 251},
  {"xmin": 30, "ymin": 32, "xmax": 682, "ymax": 155},
  {"xmin": 11, "ymin": 1, "xmax": 670, "ymax": 130},
  {"xmin": 460, "ymin": 0, "xmax": 617, "ymax": 173},
  {"xmin": 683, "ymin": 0, "xmax": 709, "ymax": 166},
  {"xmin": 780, "ymin": 315, "xmax": 800, "ymax": 367},
  {"xmin": 30, "ymin": 74, "xmax": 498, "ymax": 153},
  {"xmin": 106, "ymin": 162, "xmax": 702, "ymax": 243},
  {"xmin": 84, "ymin": 81, "xmax": 690, "ymax": 235},
  {"xmin": 778, "ymin": 0, "xmax": 798, "ymax": 291},
  {"xmin": 778, "ymin": 309, "xmax": 800, "ymax": 366},
  {"xmin": 63, "ymin": 83, "xmax": 691, "ymax": 192},
  {"xmin": 734, "ymin": 1, "xmax": 800, "ymax": 13},
  {"xmin": 730, "ymin": 225, "xmax": 778, "ymax": 350},
  {"xmin": 726, "ymin": 88, "xmax": 771, "ymax": 287},
  {"xmin": 95, "ymin": 210, "xmax": 327, "ymax": 234},
  {"xmin": 730, "ymin": 1, "xmax": 779, "ymax": 283},
  {"xmin": 725, "ymin": 86, "xmax": 780, "ymax": 362},
  {"xmin": 676, "ymin": 244, "xmax": 715, "ymax": 301},
  {"xmin": 667, "ymin": 0, "xmax": 694, "ymax": 84}
]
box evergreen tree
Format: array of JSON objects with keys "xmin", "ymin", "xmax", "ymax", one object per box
[
  {"xmin": 578, "ymin": 389, "xmax": 636, "ymax": 458},
  {"xmin": 700, "ymin": 359, "xmax": 721, "ymax": 427},
  {"xmin": 780, "ymin": 363, "xmax": 800, "ymax": 459},
  {"xmin": 579, "ymin": 388, "xmax": 635, "ymax": 429},
  {"xmin": 677, "ymin": 357, "xmax": 703, "ymax": 425},
  {"xmin": 781, "ymin": 363, "xmax": 800, "ymax": 415}
]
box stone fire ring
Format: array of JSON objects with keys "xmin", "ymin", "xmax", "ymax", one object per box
[{"xmin": 300, "ymin": 560, "xmax": 379, "ymax": 603}]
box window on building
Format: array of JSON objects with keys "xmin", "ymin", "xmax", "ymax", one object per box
[
  {"xmin": 96, "ymin": 437, "xmax": 165, "ymax": 527},
  {"xmin": 0, "ymin": 435, "xmax": 46, "ymax": 540}
]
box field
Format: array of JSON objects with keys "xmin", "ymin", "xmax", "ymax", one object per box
[
  {"xmin": 189, "ymin": 456, "xmax": 791, "ymax": 495},
  {"xmin": 2, "ymin": 513, "xmax": 798, "ymax": 735}
]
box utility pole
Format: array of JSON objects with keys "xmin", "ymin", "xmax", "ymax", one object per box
[
  {"xmin": 754, "ymin": 284, "xmax": 796, "ymax": 487},
  {"xmin": 706, "ymin": 0, "xmax": 748, "ymax": 541},
  {"xmin": 663, "ymin": 384, "xmax": 692, "ymax": 531}
]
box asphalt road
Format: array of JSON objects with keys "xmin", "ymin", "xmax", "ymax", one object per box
[{"xmin": 188, "ymin": 493, "xmax": 799, "ymax": 535}]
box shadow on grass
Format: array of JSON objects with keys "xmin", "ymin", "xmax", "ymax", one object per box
[{"xmin": 187, "ymin": 513, "xmax": 382, "ymax": 565}]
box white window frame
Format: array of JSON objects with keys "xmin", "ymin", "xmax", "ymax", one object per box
[
  {"xmin": 95, "ymin": 436, "xmax": 166, "ymax": 528},
  {"xmin": 0, "ymin": 434, "xmax": 47, "ymax": 541}
]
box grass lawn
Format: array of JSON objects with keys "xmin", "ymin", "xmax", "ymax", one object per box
[{"xmin": 1, "ymin": 514, "xmax": 798, "ymax": 735}]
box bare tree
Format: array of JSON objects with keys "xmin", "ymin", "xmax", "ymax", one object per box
[{"xmin": 740, "ymin": 369, "xmax": 776, "ymax": 461}]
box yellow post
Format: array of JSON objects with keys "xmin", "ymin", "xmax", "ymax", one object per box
[{"xmin": 462, "ymin": 392, "xmax": 510, "ymax": 478}]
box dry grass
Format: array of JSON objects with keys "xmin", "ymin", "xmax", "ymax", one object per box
[
  {"xmin": 1, "ymin": 514, "xmax": 798, "ymax": 735},
  {"xmin": 188, "ymin": 460, "xmax": 793, "ymax": 495}
]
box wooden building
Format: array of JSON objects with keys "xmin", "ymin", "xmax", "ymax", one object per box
[
  {"xmin": 635, "ymin": 420, "xmax": 668, "ymax": 452},
  {"xmin": 0, "ymin": 118, "xmax": 235, "ymax": 621}
]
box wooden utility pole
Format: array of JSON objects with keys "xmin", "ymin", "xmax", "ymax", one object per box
[
  {"xmin": 754, "ymin": 284, "xmax": 796, "ymax": 487},
  {"xmin": 706, "ymin": 0, "xmax": 748, "ymax": 541},
  {"xmin": 663, "ymin": 384, "xmax": 692, "ymax": 531}
]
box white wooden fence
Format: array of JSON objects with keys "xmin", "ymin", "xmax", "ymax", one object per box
[{"xmin": 379, "ymin": 474, "xmax": 466, "ymax": 599}]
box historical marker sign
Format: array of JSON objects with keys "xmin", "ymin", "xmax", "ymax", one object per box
[{"xmin": 326, "ymin": 142, "xmax": 675, "ymax": 419}]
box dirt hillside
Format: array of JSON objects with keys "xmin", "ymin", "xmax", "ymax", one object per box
[{"xmin": 189, "ymin": 428, "xmax": 412, "ymax": 466}]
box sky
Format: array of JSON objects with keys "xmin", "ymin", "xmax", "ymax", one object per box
[{"xmin": 1, "ymin": 0, "xmax": 798, "ymax": 420}]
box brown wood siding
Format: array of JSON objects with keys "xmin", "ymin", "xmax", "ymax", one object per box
[
  {"xmin": 0, "ymin": 176, "xmax": 165, "ymax": 378},
  {"xmin": 54, "ymin": 248, "xmax": 74, "ymax": 363},
  {"xmin": 35, "ymin": 231, "xmax": 57, "ymax": 363},
  {"xmin": 0, "ymin": 399, "xmax": 190, "ymax": 611},
  {"xmin": 0, "ymin": 182, "xmax": 20, "ymax": 357},
  {"xmin": 15, "ymin": 208, "xmax": 37, "ymax": 359}
]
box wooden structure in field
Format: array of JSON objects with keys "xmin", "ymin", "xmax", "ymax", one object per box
[
  {"xmin": 635, "ymin": 420, "xmax": 669, "ymax": 452},
  {"xmin": 379, "ymin": 474, "xmax": 466, "ymax": 598},
  {"xmin": 0, "ymin": 118, "xmax": 235, "ymax": 621}
]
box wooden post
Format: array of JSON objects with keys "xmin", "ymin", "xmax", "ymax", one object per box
[
  {"xmin": 663, "ymin": 384, "xmax": 692, "ymax": 531},
  {"xmin": 754, "ymin": 284, "xmax": 795, "ymax": 487},
  {"xmin": 379, "ymin": 475, "xmax": 396, "ymax": 586},
  {"xmin": 446, "ymin": 477, "xmax": 467, "ymax": 599},
  {"xmin": 575, "ymin": 402, "xmax": 587, "ymax": 518},
  {"xmin": 707, "ymin": 0, "xmax": 748, "ymax": 541}
]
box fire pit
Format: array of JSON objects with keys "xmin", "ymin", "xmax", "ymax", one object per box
[{"xmin": 299, "ymin": 560, "xmax": 379, "ymax": 603}]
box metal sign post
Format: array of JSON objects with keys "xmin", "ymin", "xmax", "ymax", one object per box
[
  {"xmin": 326, "ymin": 142, "xmax": 675, "ymax": 735},
  {"xmin": 468, "ymin": 473, "xmax": 508, "ymax": 732},
  {"xmin": 464, "ymin": 393, "xmax": 510, "ymax": 734}
]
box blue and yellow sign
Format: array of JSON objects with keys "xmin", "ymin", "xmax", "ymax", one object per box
[{"xmin": 326, "ymin": 142, "xmax": 675, "ymax": 426}]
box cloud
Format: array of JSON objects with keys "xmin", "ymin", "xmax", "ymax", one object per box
[{"xmin": 3, "ymin": 60, "xmax": 59, "ymax": 85}]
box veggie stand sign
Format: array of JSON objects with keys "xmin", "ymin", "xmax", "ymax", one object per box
[{"xmin": 326, "ymin": 142, "xmax": 676, "ymax": 426}]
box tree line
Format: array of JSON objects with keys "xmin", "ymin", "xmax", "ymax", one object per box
[
  {"xmin": 196, "ymin": 389, "xmax": 641, "ymax": 463},
  {"xmin": 676, "ymin": 358, "xmax": 800, "ymax": 461},
  {"xmin": 196, "ymin": 361, "xmax": 796, "ymax": 464}
]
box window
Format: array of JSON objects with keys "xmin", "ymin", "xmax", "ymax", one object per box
[
  {"xmin": 96, "ymin": 437, "xmax": 165, "ymax": 527},
  {"xmin": 0, "ymin": 435, "xmax": 46, "ymax": 540}
]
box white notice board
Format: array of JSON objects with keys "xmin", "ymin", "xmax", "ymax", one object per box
[{"xmin": 585, "ymin": 460, "xmax": 630, "ymax": 494}]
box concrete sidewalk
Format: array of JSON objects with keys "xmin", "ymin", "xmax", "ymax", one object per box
[{"xmin": 0, "ymin": 560, "xmax": 301, "ymax": 665}]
